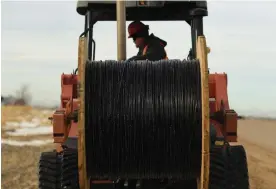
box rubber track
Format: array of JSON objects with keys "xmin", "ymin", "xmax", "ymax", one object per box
[
  {"xmin": 209, "ymin": 146, "xmax": 228, "ymax": 189},
  {"xmin": 61, "ymin": 148, "xmax": 80, "ymax": 189},
  {"xmin": 228, "ymin": 145, "xmax": 250, "ymax": 189},
  {"xmin": 38, "ymin": 151, "xmax": 62, "ymax": 189}
]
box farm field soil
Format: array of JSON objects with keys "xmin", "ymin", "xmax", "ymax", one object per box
[{"xmin": 237, "ymin": 119, "xmax": 276, "ymax": 189}]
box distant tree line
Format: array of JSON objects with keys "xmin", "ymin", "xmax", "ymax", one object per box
[{"xmin": 1, "ymin": 84, "xmax": 32, "ymax": 106}]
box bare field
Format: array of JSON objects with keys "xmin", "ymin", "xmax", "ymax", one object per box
[
  {"xmin": 237, "ymin": 119, "xmax": 276, "ymax": 189},
  {"xmin": 1, "ymin": 106, "xmax": 276, "ymax": 189},
  {"xmin": 1, "ymin": 143, "xmax": 55, "ymax": 189},
  {"xmin": 1, "ymin": 106, "xmax": 55, "ymax": 189}
]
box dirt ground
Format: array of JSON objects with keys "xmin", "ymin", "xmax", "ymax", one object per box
[
  {"xmin": 1, "ymin": 142, "xmax": 55, "ymax": 189},
  {"xmin": 1, "ymin": 115, "xmax": 276, "ymax": 189},
  {"xmin": 236, "ymin": 119, "xmax": 276, "ymax": 189}
]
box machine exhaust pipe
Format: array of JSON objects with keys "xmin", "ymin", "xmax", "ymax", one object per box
[{"xmin": 116, "ymin": 0, "xmax": 126, "ymax": 60}]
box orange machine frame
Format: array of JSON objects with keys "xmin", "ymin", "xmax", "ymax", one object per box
[
  {"xmin": 209, "ymin": 73, "xmax": 238, "ymax": 142},
  {"xmin": 48, "ymin": 71, "xmax": 238, "ymax": 185},
  {"xmin": 51, "ymin": 73, "xmax": 79, "ymax": 152}
]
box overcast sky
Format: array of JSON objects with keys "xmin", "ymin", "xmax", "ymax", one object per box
[{"xmin": 1, "ymin": 1, "xmax": 276, "ymax": 117}]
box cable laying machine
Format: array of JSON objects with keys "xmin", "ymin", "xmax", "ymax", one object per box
[{"xmin": 38, "ymin": 1, "xmax": 250, "ymax": 189}]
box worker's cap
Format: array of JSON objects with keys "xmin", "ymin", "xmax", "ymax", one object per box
[{"xmin": 128, "ymin": 21, "xmax": 149, "ymax": 38}]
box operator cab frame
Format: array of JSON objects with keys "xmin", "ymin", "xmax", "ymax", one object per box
[{"xmin": 76, "ymin": 0, "xmax": 208, "ymax": 61}]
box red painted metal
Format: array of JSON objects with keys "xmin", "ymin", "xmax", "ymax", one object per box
[{"xmin": 209, "ymin": 73, "xmax": 238, "ymax": 142}]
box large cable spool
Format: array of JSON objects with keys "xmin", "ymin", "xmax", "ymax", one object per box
[{"xmin": 84, "ymin": 59, "xmax": 203, "ymax": 180}]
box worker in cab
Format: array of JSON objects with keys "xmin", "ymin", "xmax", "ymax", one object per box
[{"xmin": 127, "ymin": 21, "xmax": 168, "ymax": 61}]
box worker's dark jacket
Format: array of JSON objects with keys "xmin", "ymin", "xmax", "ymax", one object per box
[{"xmin": 128, "ymin": 34, "xmax": 168, "ymax": 61}]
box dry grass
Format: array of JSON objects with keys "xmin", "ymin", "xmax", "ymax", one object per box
[
  {"xmin": 1, "ymin": 105, "xmax": 53, "ymax": 126},
  {"xmin": 2, "ymin": 134, "xmax": 52, "ymax": 141},
  {"xmin": 1, "ymin": 105, "xmax": 54, "ymax": 139},
  {"xmin": 1, "ymin": 144, "xmax": 55, "ymax": 189},
  {"xmin": 1, "ymin": 105, "xmax": 55, "ymax": 189}
]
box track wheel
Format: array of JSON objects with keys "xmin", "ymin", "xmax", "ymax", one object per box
[
  {"xmin": 209, "ymin": 145, "xmax": 228, "ymax": 189},
  {"xmin": 61, "ymin": 148, "xmax": 80, "ymax": 189},
  {"xmin": 38, "ymin": 151, "xmax": 62, "ymax": 189},
  {"xmin": 228, "ymin": 145, "xmax": 250, "ymax": 189}
]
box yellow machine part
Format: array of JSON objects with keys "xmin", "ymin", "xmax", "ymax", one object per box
[
  {"xmin": 77, "ymin": 36, "xmax": 90, "ymax": 189},
  {"xmin": 196, "ymin": 36, "xmax": 210, "ymax": 189}
]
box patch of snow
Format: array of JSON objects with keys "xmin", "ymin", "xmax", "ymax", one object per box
[
  {"xmin": 31, "ymin": 117, "xmax": 42, "ymax": 124},
  {"xmin": 1, "ymin": 139, "xmax": 53, "ymax": 146},
  {"xmin": 18, "ymin": 121, "xmax": 38, "ymax": 128},
  {"xmin": 4, "ymin": 118, "xmax": 44, "ymax": 129},
  {"xmin": 42, "ymin": 118, "xmax": 50, "ymax": 123},
  {"xmin": 5, "ymin": 121, "xmax": 20, "ymax": 127},
  {"xmin": 6, "ymin": 126, "xmax": 52, "ymax": 136},
  {"xmin": 41, "ymin": 110, "xmax": 54, "ymax": 114}
]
